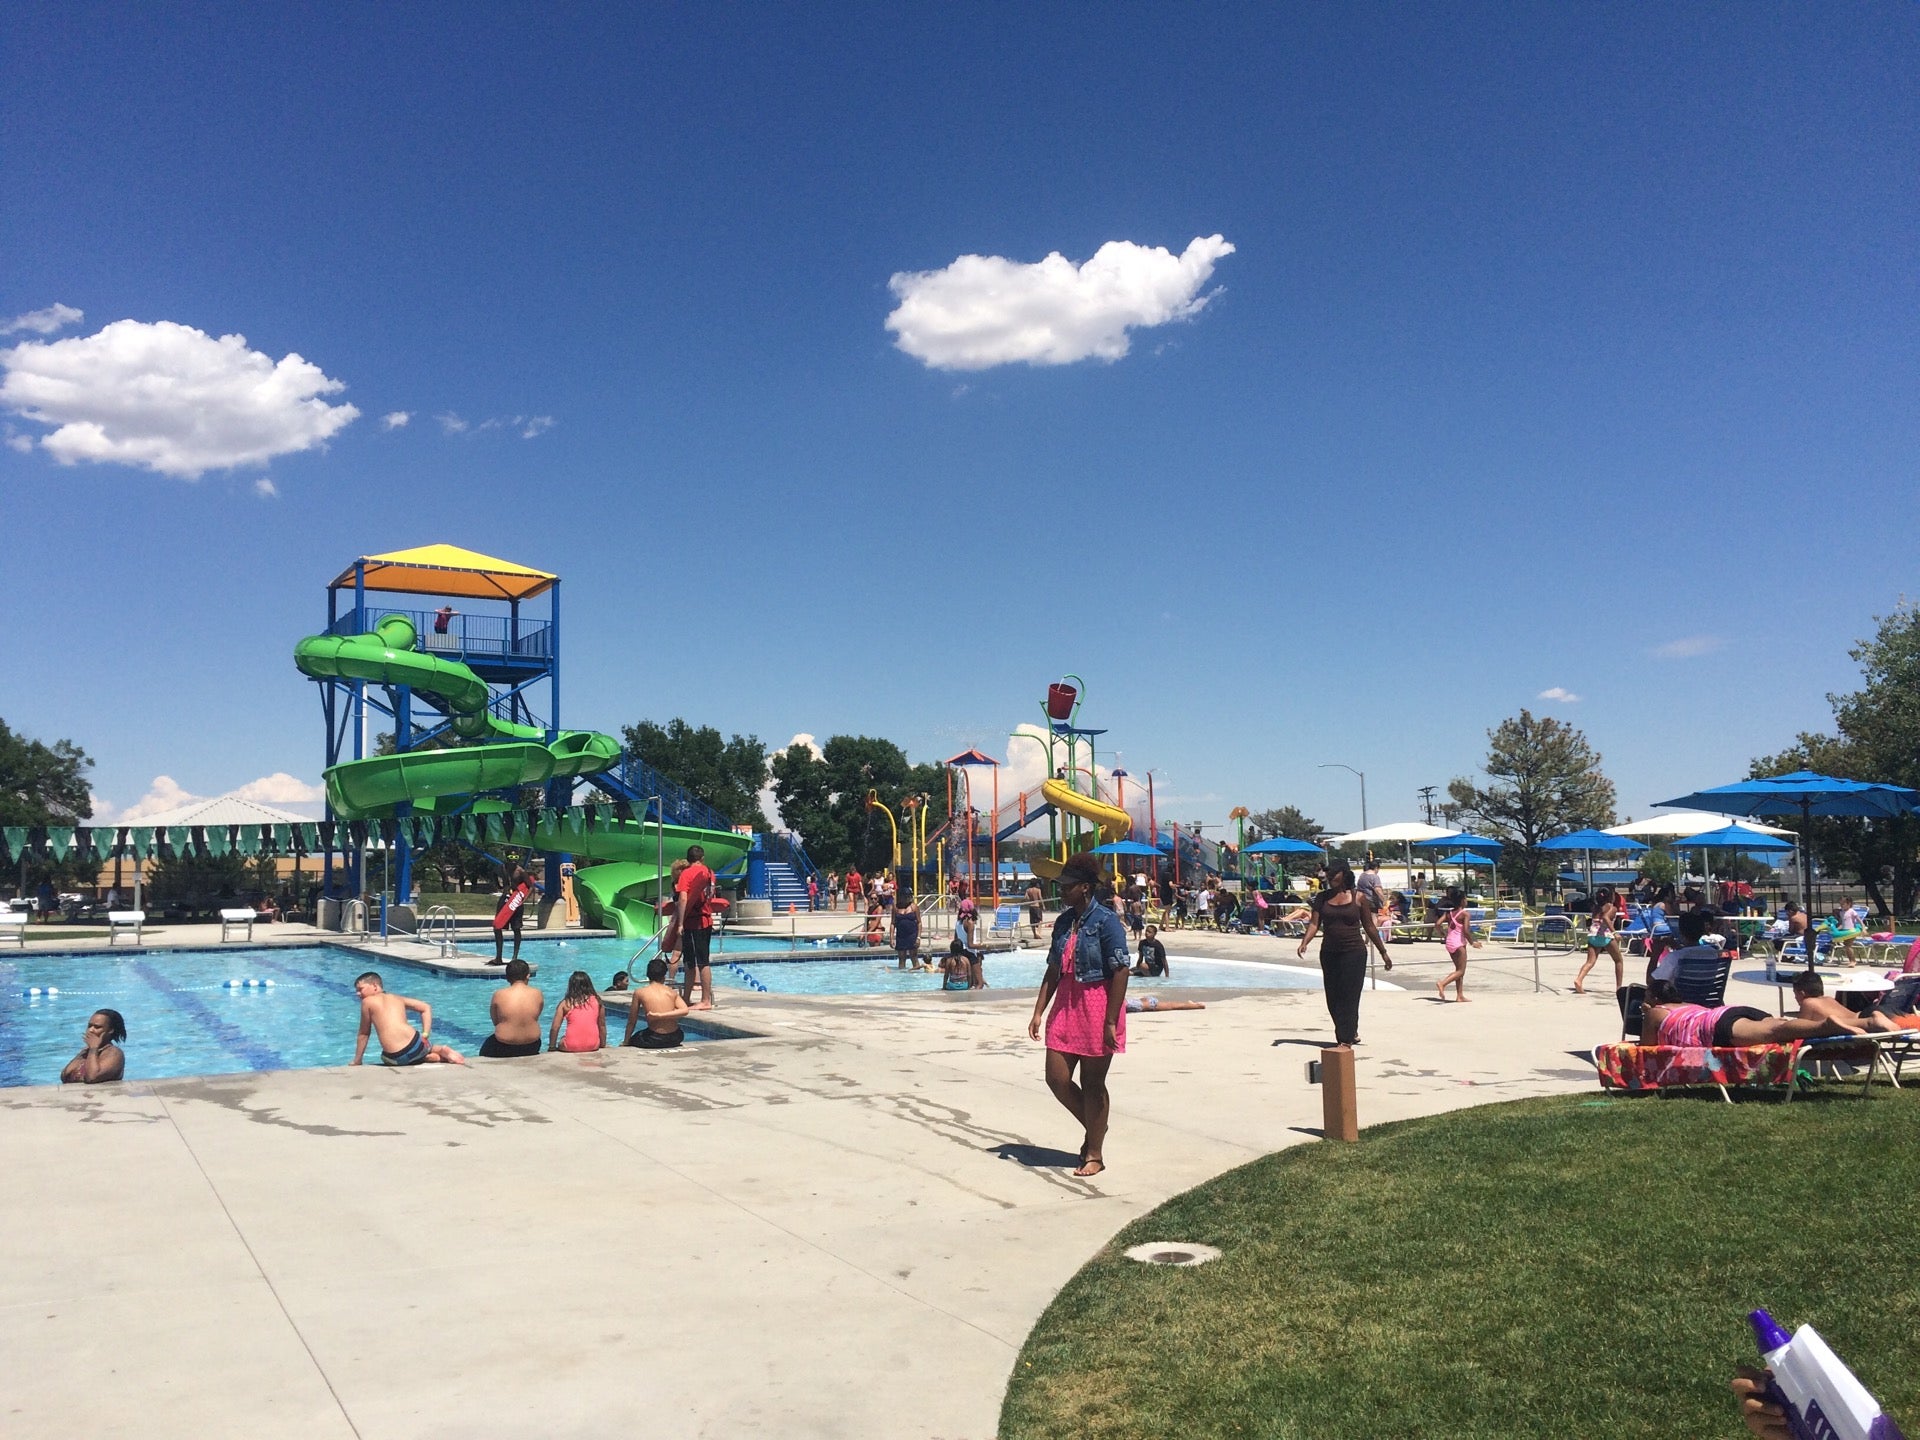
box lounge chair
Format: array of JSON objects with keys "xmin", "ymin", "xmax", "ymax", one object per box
[
  {"xmin": 1594, "ymin": 1040, "xmax": 1803, "ymax": 1103},
  {"xmin": 219, "ymin": 908, "xmax": 256, "ymax": 942},
  {"xmin": 107, "ymin": 910, "xmax": 144, "ymax": 945},
  {"xmin": 1534, "ymin": 915, "xmax": 1577, "ymax": 950},
  {"xmin": 987, "ymin": 905, "xmax": 1021, "ymax": 942},
  {"xmin": 1671, "ymin": 952, "xmax": 1733, "ymax": 1007},
  {"xmin": 1488, "ymin": 909, "xmax": 1525, "ymax": 944},
  {"xmin": 0, "ymin": 909, "xmax": 26, "ymax": 947},
  {"xmin": 1617, "ymin": 983, "xmax": 1647, "ymax": 1041}
]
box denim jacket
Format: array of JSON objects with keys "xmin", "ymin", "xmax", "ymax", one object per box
[{"xmin": 1047, "ymin": 900, "xmax": 1131, "ymax": 985}]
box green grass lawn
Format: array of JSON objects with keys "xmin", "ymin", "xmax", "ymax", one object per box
[
  {"xmin": 420, "ymin": 892, "xmax": 501, "ymax": 917},
  {"xmin": 1002, "ymin": 1088, "xmax": 1920, "ymax": 1439}
]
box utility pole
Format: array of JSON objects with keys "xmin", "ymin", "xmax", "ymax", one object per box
[{"xmin": 1418, "ymin": 786, "xmax": 1437, "ymax": 825}]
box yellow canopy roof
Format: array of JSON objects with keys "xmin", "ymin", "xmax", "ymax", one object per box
[{"xmin": 332, "ymin": 545, "xmax": 557, "ymax": 601}]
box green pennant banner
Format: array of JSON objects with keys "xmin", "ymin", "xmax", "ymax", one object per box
[
  {"xmin": 47, "ymin": 827, "xmax": 73, "ymax": 861},
  {"xmin": 3, "ymin": 826, "xmax": 25, "ymax": 862},
  {"xmin": 273, "ymin": 824, "xmax": 291, "ymax": 855},
  {"xmin": 131, "ymin": 827, "xmax": 154, "ymax": 860},
  {"xmin": 167, "ymin": 826, "xmax": 189, "ymax": 857},
  {"xmin": 237, "ymin": 826, "xmax": 260, "ymax": 856},
  {"xmin": 204, "ymin": 826, "xmax": 229, "ymax": 857}
]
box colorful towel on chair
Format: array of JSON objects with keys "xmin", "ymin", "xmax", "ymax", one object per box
[{"xmin": 1595, "ymin": 1042, "xmax": 1801, "ymax": 1092}]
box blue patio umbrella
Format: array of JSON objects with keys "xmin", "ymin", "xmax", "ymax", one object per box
[
  {"xmin": 1089, "ymin": 840, "xmax": 1169, "ymax": 856},
  {"xmin": 1413, "ymin": 833, "xmax": 1503, "ymax": 894},
  {"xmin": 1656, "ymin": 771, "xmax": 1920, "ymax": 942},
  {"xmin": 1539, "ymin": 829, "xmax": 1648, "ymax": 898},
  {"xmin": 1671, "ymin": 823, "xmax": 1794, "ymax": 898},
  {"xmin": 1244, "ymin": 836, "xmax": 1325, "ymax": 855}
]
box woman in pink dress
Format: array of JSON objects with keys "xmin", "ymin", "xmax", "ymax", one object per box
[{"xmin": 1027, "ymin": 852, "xmax": 1132, "ymax": 1177}]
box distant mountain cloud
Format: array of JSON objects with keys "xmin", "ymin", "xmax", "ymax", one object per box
[
  {"xmin": 0, "ymin": 319, "xmax": 358, "ymax": 478},
  {"xmin": 885, "ymin": 235, "xmax": 1235, "ymax": 370},
  {"xmin": 2, "ymin": 302, "xmax": 84, "ymax": 336}
]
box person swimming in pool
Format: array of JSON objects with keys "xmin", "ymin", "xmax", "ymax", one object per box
[
  {"xmin": 351, "ymin": 972, "xmax": 466, "ymax": 1067},
  {"xmin": 939, "ymin": 938, "xmax": 974, "ymax": 991},
  {"xmin": 61, "ymin": 1008, "xmax": 127, "ymax": 1084}
]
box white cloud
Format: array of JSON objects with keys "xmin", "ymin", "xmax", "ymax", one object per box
[
  {"xmin": 0, "ymin": 319, "xmax": 358, "ymax": 478},
  {"xmin": 781, "ymin": 732, "xmax": 826, "ymax": 762},
  {"xmin": 92, "ymin": 772, "xmax": 325, "ymax": 824},
  {"xmin": 381, "ymin": 410, "xmax": 411, "ymax": 430},
  {"xmin": 4, "ymin": 432, "xmax": 30, "ymax": 454},
  {"xmin": 435, "ymin": 411, "xmax": 468, "ymax": 434},
  {"xmin": 520, "ymin": 415, "xmax": 554, "ymax": 439},
  {"xmin": 253, "ymin": 477, "xmax": 279, "ymax": 498},
  {"xmin": 231, "ymin": 772, "xmax": 325, "ymax": 807},
  {"xmin": 94, "ymin": 775, "xmax": 199, "ymax": 823},
  {"xmin": 885, "ymin": 234, "xmax": 1235, "ymax": 370},
  {"xmin": 477, "ymin": 417, "xmax": 503, "ymax": 431},
  {"xmin": 1651, "ymin": 635, "xmax": 1724, "ymax": 660},
  {"xmin": 1537, "ymin": 686, "xmax": 1581, "ymax": 703},
  {"xmin": 2, "ymin": 302, "xmax": 83, "ymax": 336}
]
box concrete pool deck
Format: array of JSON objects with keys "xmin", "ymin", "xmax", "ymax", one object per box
[{"xmin": 1, "ymin": 940, "xmax": 1763, "ymax": 1438}]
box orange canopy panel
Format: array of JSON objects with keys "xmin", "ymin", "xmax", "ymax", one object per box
[{"xmin": 332, "ymin": 545, "xmax": 558, "ymax": 601}]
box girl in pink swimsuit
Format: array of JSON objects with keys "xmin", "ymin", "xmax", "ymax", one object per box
[
  {"xmin": 1434, "ymin": 886, "xmax": 1480, "ymax": 1003},
  {"xmin": 549, "ymin": 971, "xmax": 606, "ymax": 1053}
]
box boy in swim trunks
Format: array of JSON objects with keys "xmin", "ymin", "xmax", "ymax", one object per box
[
  {"xmin": 624, "ymin": 957, "xmax": 691, "ymax": 1049},
  {"xmin": 351, "ymin": 972, "xmax": 466, "ymax": 1066}
]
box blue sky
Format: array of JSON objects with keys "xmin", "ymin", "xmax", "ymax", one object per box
[{"xmin": 2, "ymin": 3, "xmax": 1915, "ymax": 834}]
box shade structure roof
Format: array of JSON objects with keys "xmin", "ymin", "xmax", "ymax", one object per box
[
  {"xmin": 1412, "ymin": 832, "xmax": 1504, "ymax": 854},
  {"xmin": 331, "ymin": 545, "xmax": 558, "ymax": 601},
  {"xmin": 120, "ymin": 793, "xmax": 320, "ymax": 828},
  {"xmin": 1244, "ymin": 835, "xmax": 1325, "ymax": 855},
  {"xmin": 1655, "ymin": 770, "xmax": 1920, "ymax": 820},
  {"xmin": 1328, "ymin": 821, "xmax": 1457, "ymax": 845},
  {"xmin": 1538, "ymin": 829, "xmax": 1649, "ymax": 852},
  {"xmin": 944, "ymin": 748, "xmax": 999, "ymax": 767},
  {"xmin": 1606, "ymin": 811, "xmax": 1793, "ymax": 838},
  {"xmin": 1088, "ymin": 839, "xmax": 1167, "ymax": 856},
  {"xmin": 1672, "ymin": 823, "xmax": 1796, "ymax": 852}
]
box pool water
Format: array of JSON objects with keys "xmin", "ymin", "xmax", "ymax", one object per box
[
  {"xmin": 485, "ymin": 936, "xmax": 1326, "ymax": 999},
  {"xmin": 0, "ymin": 945, "xmax": 704, "ymax": 1089}
]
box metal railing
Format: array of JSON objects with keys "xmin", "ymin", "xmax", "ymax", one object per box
[
  {"xmin": 326, "ymin": 607, "xmax": 553, "ymax": 661},
  {"xmin": 342, "ymin": 899, "xmax": 369, "ymax": 936},
  {"xmin": 599, "ymin": 754, "xmax": 734, "ymax": 832},
  {"xmin": 423, "ymin": 905, "xmax": 458, "ymax": 958},
  {"xmin": 760, "ymin": 830, "xmax": 822, "ymax": 886}
]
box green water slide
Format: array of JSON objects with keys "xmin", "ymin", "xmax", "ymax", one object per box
[
  {"xmin": 295, "ymin": 613, "xmax": 619, "ymax": 821},
  {"xmin": 532, "ymin": 817, "xmax": 754, "ymax": 940}
]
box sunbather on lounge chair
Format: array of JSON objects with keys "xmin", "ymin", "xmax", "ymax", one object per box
[{"xmin": 1643, "ymin": 979, "xmax": 1863, "ymax": 1048}]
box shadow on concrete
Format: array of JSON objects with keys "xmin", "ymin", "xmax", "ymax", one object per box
[
  {"xmin": 1269, "ymin": 1037, "xmax": 1333, "ymax": 1049},
  {"xmin": 1287, "ymin": 1125, "xmax": 1325, "ymax": 1139},
  {"xmin": 990, "ymin": 1142, "xmax": 1083, "ymax": 1169}
]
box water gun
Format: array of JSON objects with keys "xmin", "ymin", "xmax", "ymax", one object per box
[{"xmin": 1749, "ymin": 1309, "xmax": 1906, "ymax": 1440}]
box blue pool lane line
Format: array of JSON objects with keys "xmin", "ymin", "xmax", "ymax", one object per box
[
  {"xmin": 127, "ymin": 957, "xmax": 291, "ymax": 1074},
  {"xmin": 246, "ymin": 953, "xmax": 491, "ymax": 1054}
]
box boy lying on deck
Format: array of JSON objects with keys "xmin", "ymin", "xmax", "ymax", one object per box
[{"xmin": 352, "ymin": 972, "xmax": 467, "ymax": 1067}]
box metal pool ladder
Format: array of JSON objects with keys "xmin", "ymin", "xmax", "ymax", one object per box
[{"xmin": 423, "ymin": 905, "xmax": 458, "ymax": 958}]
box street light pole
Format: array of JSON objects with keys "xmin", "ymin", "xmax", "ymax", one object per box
[{"xmin": 1319, "ymin": 763, "xmax": 1368, "ymax": 833}]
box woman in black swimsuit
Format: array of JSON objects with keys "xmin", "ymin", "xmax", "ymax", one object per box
[{"xmin": 1296, "ymin": 861, "xmax": 1392, "ymax": 1047}]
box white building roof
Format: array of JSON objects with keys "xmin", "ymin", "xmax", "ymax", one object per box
[{"xmin": 118, "ymin": 793, "xmax": 320, "ymax": 829}]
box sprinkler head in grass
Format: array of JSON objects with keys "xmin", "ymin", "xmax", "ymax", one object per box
[{"xmin": 1124, "ymin": 1242, "xmax": 1222, "ymax": 1267}]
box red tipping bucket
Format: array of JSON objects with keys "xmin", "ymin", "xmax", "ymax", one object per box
[{"xmin": 1046, "ymin": 682, "xmax": 1078, "ymax": 721}]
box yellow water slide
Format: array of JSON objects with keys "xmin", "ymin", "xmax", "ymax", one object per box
[{"xmin": 1031, "ymin": 777, "xmax": 1132, "ymax": 880}]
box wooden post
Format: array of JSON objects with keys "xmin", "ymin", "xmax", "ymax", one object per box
[{"xmin": 1321, "ymin": 1046, "xmax": 1359, "ymax": 1142}]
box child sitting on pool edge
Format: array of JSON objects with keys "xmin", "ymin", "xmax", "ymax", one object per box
[{"xmin": 351, "ymin": 972, "xmax": 467, "ymax": 1067}]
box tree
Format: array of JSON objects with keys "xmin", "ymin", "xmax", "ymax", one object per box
[
  {"xmin": 768, "ymin": 736, "xmax": 951, "ymax": 873},
  {"xmin": 1750, "ymin": 600, "xmax": 1920, "ymax": 916},
  {"xmin": 146, "ymin": 849, "xmax": 250, "ymax": 913},
  {"xmin": 1447, "ymin": 710, "xmax": 1617, "ymax": 902},
  {"xmin": 620, "ymin": 719, "xmax": 768, "ymax": 828},
  {"xmin": 0, "ymin": 718, "xmax": 94, "ymax": 827},
  {"xmin": 1246, "ymin": 805, "xmax": 1322, "ymax": 842}
]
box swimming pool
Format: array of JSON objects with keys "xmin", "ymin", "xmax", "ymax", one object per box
[
  {"xmin": 492, "ymin": 936, "xmax": 1328, "ymax": 998},
  {"xmin": 0, "ymin": 945, "xmax": 708, "ymax": 1089}
]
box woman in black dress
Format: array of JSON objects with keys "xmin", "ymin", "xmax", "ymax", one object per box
[{"xmin": 1296, "ymin": 862, "xmax": 1392, "ymax": 1047}]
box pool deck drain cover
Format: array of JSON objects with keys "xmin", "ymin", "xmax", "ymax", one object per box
[{"xmin": 1124, "ymin": 1242, "xmax": 1222, "ymax": 1267}]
